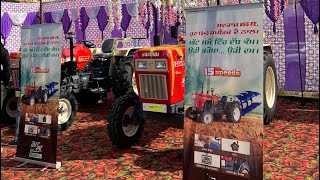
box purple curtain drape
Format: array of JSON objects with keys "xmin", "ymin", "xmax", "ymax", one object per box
[
  {"xmin": 300, "ymin": 0, "xmax": 319, "ymax": 32},
  {"xmin": 80, "ymin": 7, "xmax": 90, "ymax": 40},
  {"xmin": 74, "ymin": 20, "xmax": 83, "ymax": 43},
  {"xmin": 23, "ymin": 12, "xmax": 38, "ymax": 26},
  {"xmin": 144, "ymin": 2, "xmax": 151, "ymax": 38},
  {"xmin": 97, "ymin": 6, "xmax": 109, "ymax": 40},
  {"xmin": 61, "ymin": 9, "xmax": 72, "ymax": 34},
  {"xmin": 32, "ymin": 12, "xmax": 40, "ymax": 25},
  {"xmin": 264, "ymin": 0, "xmax": 285, "ymax": 33},
  {"xmin": 44, "ymin": 12, "xmax": 53, "ymax": 23},
  {"xmin": 1, "ymin": 13, "xmax": 13, "ymax": 45},
  {"xmin": 121, "ymin": 4, "xmax": 131, "ymax": 38}
]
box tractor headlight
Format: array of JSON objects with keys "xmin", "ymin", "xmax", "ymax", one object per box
[
  {"xmin": 155, "ymin": 61, "xmax": 166, "ymax": 69},
  {"xmin": 137, "ymin": 61, "xmax": 147, "ymax": 69}
]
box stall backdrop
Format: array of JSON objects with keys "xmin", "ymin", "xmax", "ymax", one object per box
[{"xmin": 1, "ymin": 0, "xmax": 319, "ymax": 94}]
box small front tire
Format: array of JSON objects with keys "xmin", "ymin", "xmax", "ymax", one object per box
[
  {"xmin": 58, "ymin": 92, "xmax": 78, "ymax": 131},
  {"xmin": 226, "ymin": 103, "xmax": 242, "ymax": 123},
  {"xmin": 107, "ymin": 94, "xmax": 144, "ymax": 149}
]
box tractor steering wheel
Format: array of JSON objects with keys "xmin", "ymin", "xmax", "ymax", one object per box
[{"xmin": 214, "ymin": 94, "xmax": 220, "ymax": 98}]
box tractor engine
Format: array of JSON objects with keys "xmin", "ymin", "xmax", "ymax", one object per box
[{"xmin": 134, "ymin": 45, "xmax": 186, "ymax": 114}]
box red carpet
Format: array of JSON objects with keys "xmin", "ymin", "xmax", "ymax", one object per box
[{"xmin": 1, "ymin": 96, "xmax": 319, "ymax": 179}]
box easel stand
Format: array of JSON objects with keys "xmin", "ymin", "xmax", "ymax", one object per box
[{"xmin": 14, "ymin": 156, "xmax": 61, "ymax": 171}]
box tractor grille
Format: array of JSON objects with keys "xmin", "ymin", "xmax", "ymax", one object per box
[{"xmin": 139, "ymin": 74, "xmax": 168, "ymax": 100}]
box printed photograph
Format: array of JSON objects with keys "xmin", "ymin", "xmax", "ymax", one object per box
[
  {"xmin": 221, "ymin": 156, "xmax": 250, "ymax": 177},
  {"xmin": 194, "ymin": 151, "xmax": 221, "ymax": 169},
  {"xmin": 38, "ymin": 114, "xmax": 52, "ymax": 124},
  {"xmin": 194, "ymin": 134, "xmax": 221, "ymax": 151},
  {"xmin": 24, "ymin": 124, "xmax": 38, "ymax": 135},
  {"xmin": 38, "ymin": 126, "xmax": 51, "ymax": 138}
]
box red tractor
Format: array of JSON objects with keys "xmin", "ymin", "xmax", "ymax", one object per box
[
  {"xmin": 185, "ymin": 84, "xmax": 242, "ymax": 124},
  {"xmin": 107, "ymin": 40, "xmax": 277, "ymax": 148},
  {"xmin": 21, "ymin": 84, "xmax": 48, "ymax": 106}
]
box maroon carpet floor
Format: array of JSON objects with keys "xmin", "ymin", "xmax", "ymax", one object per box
[{"xmin": 1, "ymin": 96, "xmax": 319, "ymax": 179}]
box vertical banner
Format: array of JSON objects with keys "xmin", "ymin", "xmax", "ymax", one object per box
[
  {"xmin": 14, "ymin": 23, "xmax": 62, "ymax": 169},
  {"xmin": 183, "ymin": 3, "xmax": 263, "ymax": 180}
]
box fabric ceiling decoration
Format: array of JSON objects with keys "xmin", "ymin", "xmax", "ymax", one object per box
[
  {"xmin": 263, "ymin": 0, "xmax": 285, "ymax": 33},
  {"xmin": 85, "ymin": 6, "xmax": 100, "ymax": 19},
  {"xmin": 80, "ymin": 7, "xmax": 90, "ymax": 40},
  {"xmin": 8, "ymin": 12, "xmax": 28, "ymax": 26},
  {"xmin": 97, "ymin": 6, "xmax": 109, "ymax": 40},
  {"xmin": 23, "ymin": 12, "xmax": 38, "ymax": 26},
  {"xmin": 300, "ymin": 0, "xmax": 319, "ymax": 33},
  {"xmin": 51, "ymin": 9, "xmax": 64, "ymax": 23},
  {"xmin": 126, "ymin": 2, "xmax": 139, "ymax": 17},
  {"xmin": 44, "ymin": 12, "xmax": 54, "ymax": 23},
  {"xmin": 61, "ymin": 9, "xmax": 72, "ymax": 34},
  {"xmin": 1, "ymin": 12, "xmax": 13, "ymax": 45},
  {"xmin": 121, "ymin": 4, "xmax": 131, "ymax": 38},
  {"xmin": 32, "ymin": 12, "xmax": 40, "ymax": 25},
  {"xmin": 69, "ymin": 8, "xmax": 79, "ymax": 21}
]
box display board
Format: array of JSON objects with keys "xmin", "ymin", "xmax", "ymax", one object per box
[
  {"xmin": 183, "ymin": 3, "xmax": 264, "ymax": 180},
  {"xmin": 14, "ymin": 23, "xmax": 62, "ymax": 169}
]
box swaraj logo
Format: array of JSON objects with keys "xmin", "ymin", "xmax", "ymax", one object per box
[
  {"xmin": 201, "ymin": 154, "xmax": 212, "ymax": 165},
  {"xmin": 142, "ymin": 52, "xmax": 160, "ymax": 57},
  {"xmin": 31, "ymin": 67, "xmax": 49, "ymax": 73},
  {"xmin": 204, "ymin": 67, "xmax": 241, "ymax": 77}
]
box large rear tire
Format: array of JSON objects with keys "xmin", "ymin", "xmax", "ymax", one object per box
[
  {"xmin": 263, "ymin": 51, "xmax": 278, "ymax": 125},
  {"xmin": 1, "ymin": 90, "xmax": 17, "ymax": 124},
  {"xmin": 226, "ymin": 103, "xmax": 241, "ymax": 123},
  {"xmin": 58, "ymin": 92, "xmax": 78, "ymax": 131},
  {"xmin": 107, "ymin": 94, "xmax": 144, "ymax": 148}
]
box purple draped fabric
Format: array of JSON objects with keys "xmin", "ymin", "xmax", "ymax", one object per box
[
  {"xmin": 264, "ymin": 0, "xmax": 285, "ymax": 33},
  {"xmin": 97, "ymin": 6, "xmax": 109, "ymax": 40},
  {"xmin": 44, "ymin": 12, "xmax": 53, "ymax": 23},
  {"xmin": 75, "ymin": 20, "xmax": 83, "ymax": 43},
  {"xmin": 144, "ymin": 2, "xmax": 151, "ymax": 38},
  {"xmin": 23, "ymin": 12, "xmax": 38, "ymax": 26},
  {"xmin": 32, "ymin": 12, "xmax": 40, "ymax": 25},
  {"xmin": 61, "ymin": 9, "xmax": 72, "ymax": 34},
  {"xmin": 1, "ymin": 13, "xmax": 13, "ymax": 45},
  {"xmin": 300, "ymin": 0, "xmax": 319, "ymax": 32},
  {"xmin": 121, "ymin": 4, "xmax": 131, "ymax": 38},
  {"xmin": 80, "ymin": 7, "xmax": 90, "ymax": 40}
]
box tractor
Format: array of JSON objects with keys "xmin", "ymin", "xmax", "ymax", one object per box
[
  {"xmin": 185, "ymin": 84, "xmax": 243, "ymax": 124},
  {"xmin": 21, "ymin": 84, "xmax": 48, "ymax": 106},
  {"xmin": 185, "ymin": 83, "xmax": 263, "ymax": 124},
  {"xmin": 107, "ymin": 35, "xmax": 277, "ymax": 148}
]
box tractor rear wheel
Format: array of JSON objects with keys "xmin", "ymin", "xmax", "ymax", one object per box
[
  {"xmin": 107, "ymin": 94, "xmax": 144, "ymax": 148},
  {"xmin": 263, "ymin": 51, "xmax": 278, "ymax": 125},
  {"xmin": 200, "ymin": 110, "xmax": 214, "ymax": 124},
  {"xmin": 58, "ymin": 92, "xmax": 78, "ymax": 131},
  {"xmin": 226, "ymin": 103, "xmax": 241, "ymax": 123},
  {"xmin": 41, "ymin": 90, "xmax": 48, "ymax": 103},
  {"xmin": 186, "ymin": 107, "xmax": 196, "ymax": 120},
  {"xmin": 29, "ymin": 93, "xmax": 36, "ymax": 106},
  {"xmin": 1, "ymin": 90, "xmax": 17, "ymax": 124}
]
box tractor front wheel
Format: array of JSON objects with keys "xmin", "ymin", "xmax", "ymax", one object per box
[
  {"xmin": 186, "ymin": 107, "xmax": 196, "ymax": 120},
  {"xmin": 226, "ymin": 103, "xmax": 241, "ymax": 123},
  {"xmin": 58, "ymin": 92, "xmax": 78, "ymax": 131},
  {"xmin": 108, "ymin": 94, "xmax": 144, "ymax": 148},
  {"xmin": 1, "ymin": 91, "xmax": 17, "ymax": 124}
]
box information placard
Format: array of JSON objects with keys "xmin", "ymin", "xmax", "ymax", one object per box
[
  {"xmin": 183, "ymin": 3, "xmax": 264, "ymax": 180},
  {"xmin": 14, "ymin": 23, "xmax": 62, "ymax": 169}
]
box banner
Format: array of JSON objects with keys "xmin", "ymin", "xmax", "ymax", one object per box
[
  {"xmin": 14, "ymin": 23, "xmax": 62, "ymax": 169},
  {"xmin": 183, "ymin": 3, "xmax": 263, "ymax": 180}
]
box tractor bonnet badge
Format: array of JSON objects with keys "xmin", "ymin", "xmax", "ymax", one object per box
[{"xmin": 231, "ymin": 141, "xmax": 239, "ymax": 151}]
